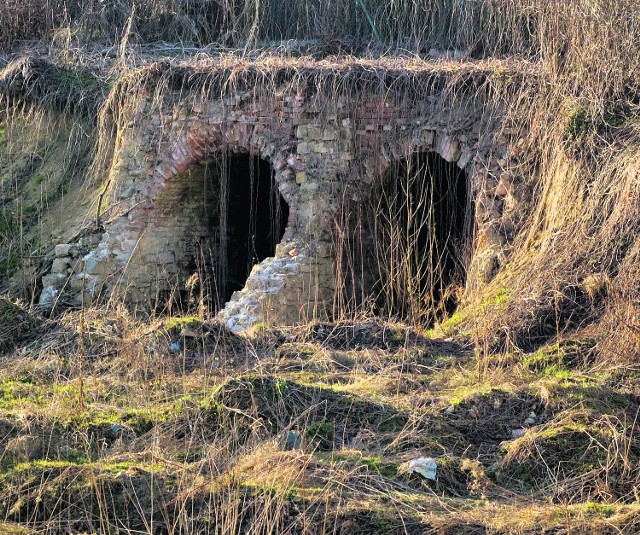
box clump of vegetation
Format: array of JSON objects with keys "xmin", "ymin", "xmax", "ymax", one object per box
[
  {"xmin": 0, "ymin": 309, "xmax": 633, "ymax": 533},
  {"xmin": 0, "ymin": 298, "xmax": 40, "ymax": 353},
  {"xmin": 498, "ymin": 411, "xmax": 640, "ymax": 503},
  {"xmin": 522, "ymin": 340, "xmax": 597, "ymax": 374}
]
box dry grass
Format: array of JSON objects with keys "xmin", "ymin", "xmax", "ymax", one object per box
[
  {"xmin": 0, "ymin": 1, "xmax": 640, "ymax": 532},
  {"xmin": 0, "ymin": 307, "xmax": 637, "ymax": 533}
]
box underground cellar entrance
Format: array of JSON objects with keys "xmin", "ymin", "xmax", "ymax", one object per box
[
  {"xmin": 180, "ymin": 153, "xmax": 289, "ymax": 310},
  {"xmin": 338, "ymin": 151, "xmax": 470, "ymax": 325}
]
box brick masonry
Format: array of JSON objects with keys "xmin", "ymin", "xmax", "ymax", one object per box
[{"xmin": 40, "ymin": 67, "xmax": 517, "ymax": 331}]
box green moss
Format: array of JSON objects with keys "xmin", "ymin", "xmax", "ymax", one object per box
[
  {"xmin": 10, "ymin": 458, "xmax": 162, "ymax": 475},
  {"xmin": 13, "ymin": 459, "xmax": 83, "ymax": 472},
  {"xmin": 276, "ymin": 342, "xmax": 319, "ymax": 359},
  {"xmin": 565, "ymin": 106, "xmax": 592, "ymax": 142},
  {"xmin": 443, "ymin": 382, "xmax": 496, "ymax": 407},
  {"xmin": 522, "ymin": 340, "xmax": 595, "ymax": 375},
  {"xmin": 425, "ymin": 310, "xmax": 467, "ymax": 337},
  {"xmin": 0, "ymin": 379, "xmax": 46, "ymax": 410},
  {"xmin": 68, "ymin": 407, "xmax": 158, "ymax": 434},
  {"xmin": 163, "ymin": 316, "xmax": 203, "ymax": 331},
  {"xmin": 483, "ymin": 288, "xmax": 511, "ymax": 309},
  {"xmin": 306, "ymin": 421, "xmax": 334, "ymax": 449},
  {"xmin": 361, "ymin": 456, "xmax": 399, "ymax": 477},
  {"xmin": 101, "ymin": 461, "xmax": 163, "ymax": 474},
  {"xmin": 564, "ymin": 104, "xmax": 631, "ymax": 144},
  {"xmin": 498, "ymin": 414, "xmax": 615, "ymax": 493},
  {"xmin": 570, "ymin": 502, "xmax": 616, "ymax": 517}
]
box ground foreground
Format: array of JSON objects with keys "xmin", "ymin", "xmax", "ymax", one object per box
[{"xmin": 0, "ymin": 299, "xmax": 639, "ymax": 534}]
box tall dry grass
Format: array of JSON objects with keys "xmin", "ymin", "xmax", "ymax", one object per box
[{"xmin": 0, "ymin": 0, "xmax": 639, "ymax": 354}]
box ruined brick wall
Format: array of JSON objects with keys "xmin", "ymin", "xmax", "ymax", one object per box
[{"xmin": 40, "ymin": 68, "xmax": 517, "ymax": 331}]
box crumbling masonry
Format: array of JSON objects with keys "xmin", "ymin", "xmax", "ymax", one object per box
[{"xmin": 40, "ymin": 64, "xmax": 519, "ymax": 331}]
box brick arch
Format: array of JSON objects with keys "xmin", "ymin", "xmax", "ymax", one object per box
[
  {"xmin": 151, "ymin": 118, "xmax": 300, "ymax": 225},
  {"xmin": 359, "ymin": 129, "xmax": 478, "ymax": 191},
  {"xmin": 40, "ymin": 81, "xmax": 516, "ymax": 326},
  {"xmin": 347, "ymin": 126, "xmax": 512, "ymax": 296}
]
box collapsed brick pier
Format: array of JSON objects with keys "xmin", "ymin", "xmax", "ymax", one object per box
[{"xmin": 40, "ymin": 60, "xmax": 518, "ymax": 331}]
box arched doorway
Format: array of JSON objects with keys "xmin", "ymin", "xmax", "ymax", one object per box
[
  {"xmin": 158, "ymin": 152, "xmax": 289, "ymax": 311},
  {"xmin": 336, "ymin": 151, "xmax": 471, "ymax": 325}
]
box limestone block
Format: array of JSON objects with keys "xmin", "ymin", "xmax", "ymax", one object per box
[
  {"xmin": 54, "ymin": 244, "xmax": 72, "ymax": 258},
  {"xmin": 295, "ymin": 172, "xmax": 307, "ymax": 184},
  {"xmin": 315, "ymin": 243, "xmax": 333, "ymax": 258},
  {"xmin": 51, "ymin": 257, "xmax": 72, "ymax": 273},
  {"xmin": 82, "ymin": 254, "xmax": 114, "ymax": 277},
  {"xmin": 313, "ymin": 142, "xmax": 329, "ymax": 154},
  {"xmin": 297, "ymin": 263, "xmax": 314, "ymax": 274},
  {"xmin": 69, "ymin": 273, "xmax": 100, "ymax": 293},
  {"xmin": 436, "ymin": 135, "xmax": 460, "ymax": 162},
  {"xmin": 152, "ymin": 251, "xmax": 176, "ymax": 264},
  {"xmin": 280, "ymin": 263, "xmax": 299, "ymax": 275},
  {"xmin": 321, "ymin": 128, "xmax": 337, "ymax": 141},
  {"xmin": 39, "ymin": 286, "xmax": 59, "ymax": 306},
  {"xmin": 457, "ymin": 149, "xmax": 474, "ymax": 170},
  {"xmin": 297, "ymin": 142, "xmax": 311, "ymax": 154},
  {"xmin": 421, "ymin": 130, "xmax": 435, "ymax": 147}
]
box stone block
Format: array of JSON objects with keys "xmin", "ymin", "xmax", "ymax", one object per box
[
  {"xmin": 297, "ymin": 142, "xmax": 311, "ymax": 154},
  {"xmin": 51, "ymin": 258, "xmax": 72, "ymax": 273},
  {"xmin": 313, "ymin": 142, "xmax": 329, "ymax": 153},
  {"xmin": 457, "ymin": 149, "xmax": 474, "ymax": 170},
  {"xmin": 437, "ymin": 135, "xmax": 460, "ymax": 162},
  {"xmin": 295, "ymin": 172, "xmax": 308, "ymax": 184},
  {"xmin": 69, "ymin": 275, "xmax": 84, "ymax": 292},
  {"xmin": 320, "ymin": 129, "xmax": 336, "ymax": 141},
  {"xmin": 38, "ymin": 286, "xmax": 59, "ymax": 306},
  {"xmin": 54, "ymin": 244, "xmax": 72, "ymax": 258}
]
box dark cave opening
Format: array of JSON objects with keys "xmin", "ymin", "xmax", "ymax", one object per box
[
  {"xmin": 341, "ymin": 151, "xmax": 471, "ymax": 324},
  {"xmin": 223, "ymin": 154, "xmax": 289, "ymax": 299},
  {"xmin": 180, "ymin": 153, "xmax": 288, "ymax": 310}
]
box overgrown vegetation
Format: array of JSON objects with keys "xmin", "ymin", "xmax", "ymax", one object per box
[
  {"xmin": 0, "ymin": 310, "xmax": 636, "ymax": 533},
  {"xmin": 1, "ymin": 0, "xmax": 640, "ymax": 532}
]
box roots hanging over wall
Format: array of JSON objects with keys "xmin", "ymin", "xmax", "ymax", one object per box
[
  {"xmin": 200, "ymin": 153, "xmax": 289, "ymax": 309},
  {"xmin": 336, "ymin": 152, "xmax": 470, "ymax": 326},
  {"xmin": 150, "ymin": 152, "xmax": 288, "ymax": 313}
]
